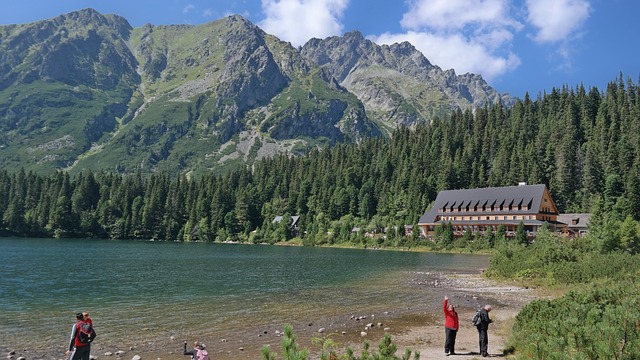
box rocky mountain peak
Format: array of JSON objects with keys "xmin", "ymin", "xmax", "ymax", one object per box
[
  {"xmin": 0, "ymin": 9, "xmax": 513, "ymax": 175},
  {"xmin": 300, "ymin": 32, "xmax": 513, "ymax": 130}
]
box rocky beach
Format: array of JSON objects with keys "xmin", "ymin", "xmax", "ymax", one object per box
[{"xmin": 5, "ymin": 271, "xmax": 544, "ymax": 360}]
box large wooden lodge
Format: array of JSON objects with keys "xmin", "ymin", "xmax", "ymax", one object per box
[{"xmin": 417, "ymin": 183, "xmax": 586, "ymax": 239}]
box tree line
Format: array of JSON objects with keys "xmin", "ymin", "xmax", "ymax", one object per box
[{"xmin": 1, "ymin": 75, "xmax": 640, "ymax": 242}]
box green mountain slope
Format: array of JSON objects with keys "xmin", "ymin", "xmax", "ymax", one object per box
[
  {"xmin": 0, "ymin": 9, "xmax": 139, "ymax": 173},
  {"xmin": 0, "ymin": 9, "xmax": 509, "ymax": 175}
]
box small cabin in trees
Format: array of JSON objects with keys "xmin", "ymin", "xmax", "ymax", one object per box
[
  {"xmin": 557, "ymin": 213, "xmax": 591, "ymax": 237},
  {"xmin": 272, "ymin": 215, "xmax": 300, "ymax": 237}
]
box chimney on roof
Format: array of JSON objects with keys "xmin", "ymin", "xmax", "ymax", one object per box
[{"xmin": 518, "ymin": 182, "xmax": 527, "ymax": 186}]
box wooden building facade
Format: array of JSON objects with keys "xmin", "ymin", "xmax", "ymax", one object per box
[{"xmin": 417, "ymin": 184, "xmax": 560, "ymax": 239}]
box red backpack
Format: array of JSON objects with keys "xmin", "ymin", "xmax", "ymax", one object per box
[{"xmin": 76, "ymin": 320, "xmax": 96, "ymax": 344}]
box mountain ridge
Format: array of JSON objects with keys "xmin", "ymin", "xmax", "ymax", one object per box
[{"xmin": 0, "ymin": 8, "xmax": 514, "ymax": 176}]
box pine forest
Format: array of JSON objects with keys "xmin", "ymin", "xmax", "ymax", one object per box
[{"xmin": 1, "ymin": 77, "xmax": 640, "ymax": 245}]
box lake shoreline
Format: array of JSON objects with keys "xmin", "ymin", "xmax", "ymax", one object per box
[
  {"xmin": 6, "ymin": 272, "xmax": 544, "ymax": 360},
  {"xmin": 3, "ymin": 239, "xmax": 526, "ymax": 360}
]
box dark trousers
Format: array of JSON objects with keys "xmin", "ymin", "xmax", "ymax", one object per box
[
  {"xmin": 478, "ymin": 327, "xmax": 489, "ymax": 356},
  {"xmin": 69, "ymin": 345, "xmax": 91, "ymax": 360},
  {"xmin": 445, "ymin": 327, "xmax": 457, "ymax": 353}
]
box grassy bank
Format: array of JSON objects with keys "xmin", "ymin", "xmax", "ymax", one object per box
[{"xmin": 487, "ymin": 228, "xmax": 640, "ymax": 359}]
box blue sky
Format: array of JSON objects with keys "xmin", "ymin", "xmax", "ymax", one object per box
[{"xmin": 1, "ymin": 0, "xmax": 638, "ymax": 99}]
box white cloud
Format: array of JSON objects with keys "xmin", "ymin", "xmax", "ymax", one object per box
[
  {"xmin": 526, "ymin": 0, "xmax": 591, "ymax": 43},
  {"xmin": 202, "ymin": 9, "xmax": 214, "ymax": 18},
  {"xmin": 371, "ymin": 0, "xmax": 522, "ymax": 82},
  {"xmin": 373, "ymin": 31, "xmax": 520, "ymax": 82},
  {"xmin": 183, "ymin": 4, "xmax": 196, "ymax": 15},
  {"xmin": 259, "ymin": 0, "xmax": 349, "ymax": 46},
  {"xmin": 401, "ymin": 0, "xmax": 518, "ymax": 32}
]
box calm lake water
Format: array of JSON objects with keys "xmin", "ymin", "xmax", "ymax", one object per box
[{"xmin": 0, "ymin": 238, "xmax": 488, "ymax": 358}]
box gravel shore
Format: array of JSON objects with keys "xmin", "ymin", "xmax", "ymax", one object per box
[
  {"xmin": 389, "ymin": 272, "xmax": 546, "ymax": 359},
  {"xmin": 5, "ymin": 272, "xmax": 544, "ymax": 360}
]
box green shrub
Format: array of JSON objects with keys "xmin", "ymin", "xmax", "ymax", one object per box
[
  {"xmin": 261, "ymin": 326, "xmax": 419, "ymax": 360},
  {"xmin": 510, "ymin": 279, "xmax": 640, "ymax": 359}
]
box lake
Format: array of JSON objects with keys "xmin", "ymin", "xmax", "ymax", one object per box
[{"xmin": 0, "ymin": 238, "xmax": 489, "ymax": 358}]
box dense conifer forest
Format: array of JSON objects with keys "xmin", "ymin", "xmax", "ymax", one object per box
[
  {"xmin": 1, "ymin": 76, "xmax": 640, "ymax": 242},
  {"xmin": 2, "ymin": 76, "xmax": 640, "ymax": 358}
]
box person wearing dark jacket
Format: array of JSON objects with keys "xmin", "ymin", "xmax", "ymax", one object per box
[
  {"xmin": 476, "ymin": 305, "xmax": 493, "ymax": 357},
  {"xmin": 443, "ymin": 296, "xmax": 459, "ymax": 355},
  {"xmin": 66, "ymin": 313, "xmax": 95, "ymax": 360}
]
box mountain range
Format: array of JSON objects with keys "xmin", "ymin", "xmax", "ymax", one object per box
[{"xmin": 0, "ymin": 8, "xmax": 514, "ymax": 175}]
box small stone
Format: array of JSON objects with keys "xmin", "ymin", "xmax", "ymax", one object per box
[
  {"xmin": 104, "ymin": 352, "xmax": 113, "ymax": 356},
  {"xmin": 132, "ymin": 356, "xmax": 141, "ymax": 360},
  {"xmin": 318, "ymin": 328, "xmax": 325, "ymax": 333},
  {"xmin": 360, "ymin": 331, "xmax": 367, "ymax": 337}
]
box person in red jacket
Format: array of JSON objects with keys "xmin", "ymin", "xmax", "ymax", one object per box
[
  {"xmin": 443, "ymin": 295, "xmax": 459, "ymax": 356},
  {"xmin": 66, "ymin": 312, "xmax": 96, "ymax": 360}
]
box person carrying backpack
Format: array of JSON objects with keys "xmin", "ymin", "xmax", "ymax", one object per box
[
  {"xmin": 475, "ymin": 305, "xmax": 493, "ymax": 357},
  {"xmin": 66, "ymin": 312, "xmax": 96, "ymax": 360},
  {"xmin": 183, "ymin": 340, "xmax": 209, "ymax": 360}
]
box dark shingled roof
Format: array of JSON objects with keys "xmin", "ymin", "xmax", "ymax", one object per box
[
  {"xmin": 557, "ymin": 213, "xmax": 591, "ymax": 228},
  {"xmin": 418, "ymin": 184, "xmax": 550, "ymax": 224}
]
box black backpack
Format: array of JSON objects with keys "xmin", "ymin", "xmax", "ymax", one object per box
[
  {"xmin": 472, "ymin": 310, "xmax": 482, "ymax": 326},
  {"xmin": 77, "ymin": 320, "xmax": 96, "ymax": 344}
]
